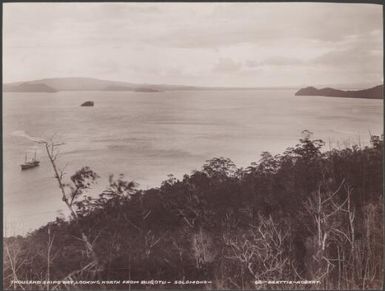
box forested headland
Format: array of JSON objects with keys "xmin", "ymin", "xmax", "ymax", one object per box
[{"xmin": 4, "ymin": 131, "xmax": 384, "ymax": 290}]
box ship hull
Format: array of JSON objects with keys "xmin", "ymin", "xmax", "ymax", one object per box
[{"xmin": 21, "ymin": 161, "xmax": 40, "ymax": 170}]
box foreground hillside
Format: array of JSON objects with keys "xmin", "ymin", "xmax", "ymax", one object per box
[{"xmin": 4, "ymin": 131, "xmax": 383, "ymax": 290}]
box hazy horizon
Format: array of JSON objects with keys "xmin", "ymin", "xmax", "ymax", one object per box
[
  {"xmin": 3, "ymin": 76, "xmax": 384, "ymax": 91},
  {"xmin": 3, "ymin": 3, "xmax": 383, "ymax": 88}
]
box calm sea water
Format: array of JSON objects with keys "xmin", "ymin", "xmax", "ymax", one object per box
[{"xmin": 3, "ymin": 89, "xmax": 383, "ymax": 235}]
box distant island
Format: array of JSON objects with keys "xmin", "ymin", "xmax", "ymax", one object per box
[
  {"xmin": 3, "ymin": 78, "xmax": 384, "ymax": 97},
  {"xmin": 102, "ymin": 85, "xmax": 161, "ymax": 92},
  {"xmin": 134, "ymin": 88, "xmax": 160, "ymax": 93},
  {"xmin": 3, "ymin": 77, "xmax": 196, "ymax": 93},
  {"xmin": 295, "ymin": 84, "xmax": 383, "ymax": 99},
  {"xmin": 3, "ymin": 77, "xmax": 297, "ymax": 93},
  {"xmin": 4, "ymin": 82, "xmax": 57, "ymax": 93}
]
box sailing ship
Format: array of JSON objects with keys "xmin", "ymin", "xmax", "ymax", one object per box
[{"xmin": 21, "ymin": 152, "xmax": 40, "ymax": 170}]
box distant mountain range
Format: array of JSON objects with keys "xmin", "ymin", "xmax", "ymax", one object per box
[
  {"xmin": 295, "ymin": 85, "xmax": 383, "ymax": 99},
  {"xmin": 4, "ymin": 82, "xmax": 58, "ymax": 93},
  {"xmin": 1, "ymin": 77, "xmax": 309, "ymax": 93},
  {"xmin": 3, "ymin": 77, "xmax": 199, "ymax": 93},
  {"xmin": 102, "ymin": 85, "xmax": 161, "ymax": 92},
  {"xmin": 4, "ymin": 77, "xmax": 302, "ymax": 93},
  {"xmin": 3, "ymin": 78, "xmax": 384, "ymax": 98}
]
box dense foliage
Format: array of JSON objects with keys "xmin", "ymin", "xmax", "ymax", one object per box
[{"xmin": 4, "ymin": 131, "xmax": 384, "ymax": 290}]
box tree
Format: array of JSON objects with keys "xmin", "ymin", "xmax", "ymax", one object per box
[
  {"xmin": 37, "ymin": 139, "xmax": 102, "ymax": 283},
  {"xmin": 302, "ymin": 179, "xmax": 360, "ymax": 288},
  {"xmin": 202, "ymin": 157, "xmax": 238, "ymax": 180},
  {"xmin": 223, "ymin": 215, "xmax": 292, "ymax": 288}
]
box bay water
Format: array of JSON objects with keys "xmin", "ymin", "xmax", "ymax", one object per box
[{"xmin": 3, "ymin": 89, "xmax": 383, "ymax": 235}]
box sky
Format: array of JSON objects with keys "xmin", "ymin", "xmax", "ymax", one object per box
[{"xmin": 3, "ymin": 3, "xmax": 383, "ymax": 87}]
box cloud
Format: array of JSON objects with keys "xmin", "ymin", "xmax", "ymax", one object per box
[
  {"xmin": 311, "ymin": 30, "xmax": 382, "ymax": 75},
  {"xmin": 246, "ymin": 57, "xmax": 304, "ymax": 68},
  {"xmin": 213, "ymin": 58, "xmax": 243, "ymax": 73},
  {"xmin": 3, "ymin": 3, "xmax": 383, "ymax": 87},
  {"xmin": 144, "ymin": 3, "xmax": 383, "ymax": 48}
]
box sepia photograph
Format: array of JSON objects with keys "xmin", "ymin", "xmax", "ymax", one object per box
[{"xmin": 2, "ymin": 2, "xmax": 384, "ymax": 290}]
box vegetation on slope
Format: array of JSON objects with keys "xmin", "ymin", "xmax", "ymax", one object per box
[{"xmin": 3, "ymin": 131, "xmax": 384, "ymax": 290}]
